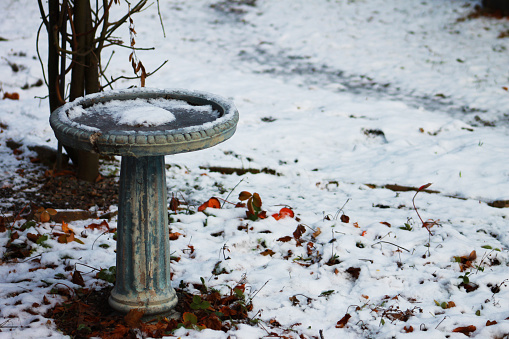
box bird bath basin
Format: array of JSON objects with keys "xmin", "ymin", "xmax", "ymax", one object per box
[{"xmin": 50, "ymin": 88, "xmax": 239, "ymax": 316}]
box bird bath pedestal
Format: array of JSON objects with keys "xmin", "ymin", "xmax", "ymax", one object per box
[{"xmin": 50, "ymin": 88, "xmax": 239, "ymax": 316}]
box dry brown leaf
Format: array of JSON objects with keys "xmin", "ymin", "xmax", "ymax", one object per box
[
  {"xmin": 336, "ymin": 313, "xmax": 351, "ymax": 328},
  {"xmin": 312, "ymin": 227, "xmax": 322, "ymax": 238}
]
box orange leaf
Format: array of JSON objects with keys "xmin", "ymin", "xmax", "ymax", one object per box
[
  {"xmin": 57, "ymin": 233, "xmax": 74, "ymax": 244},
  {"xmin": 272, "ymin": 213, "xmax": 281, "ymax": 220},
  {"xmin": 380, "ymin": 221, "xmax": 391, "ymax": 227},
  {"xmin": 169, "ymin": 232, "xmax": 181, "ymax": 240},
  {"xmin": 62, "ymin": 221, "xmax": 73, "ymax": 234},
  {"xmin": 353, "ymin": 222, "xmax": 359, "ymax": 228},
  {"xmin": 403, "ymin": 326, "xmax": 414, "ymax": 333},
  {"xmin": 198, "ymin": 197, "xmax": 221, "ymax": 212},
  {"xmin": 85, "ymin": 220, "xmax": 110, "ymax": 231},
  {"xmin": 361, "ymin": 230, "xmax": 367, "ymax": 236},
  {"xmin": 452, "ymin": 325, "xmax": 476, "ymax": 335},
  {"xmin": 40, "ymin": 211, "xmax": 51, "ymax": 223}
]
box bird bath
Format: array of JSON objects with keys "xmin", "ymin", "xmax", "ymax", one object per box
[{"xmin": 50, "ymin": 88, "xmax": 239, "ymax": 316}]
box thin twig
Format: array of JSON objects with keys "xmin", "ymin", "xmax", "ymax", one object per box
[
  {"xmin": 222, "ymin": 177, "xmax": 245, "ymax": 208},
  {"xmin": 371, "ymin": 241, "xmax": 410, "ymax": 252},
  {"xmin": 156, "ymin": 0, "xmax": 166, "ymax": 37}
]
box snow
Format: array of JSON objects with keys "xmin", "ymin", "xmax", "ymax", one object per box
[{"xmin": 1, "ymin": 0, "xmax": 509, "ymax": 338}]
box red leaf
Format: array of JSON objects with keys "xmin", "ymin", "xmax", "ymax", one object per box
[
  {"xmin": 418, "ymin": 183, "xmax": 432, "ymax": 191},
  {"xmin": 380, "ymin": 221, "xmax": 391, "ymax": 227},
  {"xmin": 279, "ymin": 207, "xmax": 294, "ymax": 218},
  {"xmin": 336, "ymin": 313, "xmax": 351, "ymax": 328},
  {"xmin": 486, "ymin": 320, "xmax": 497, "ymax": 326},
  {"xmin": 452, "ymin": 325, "xmax": 476, "ymax": 335},
  {"xmin": 198, "ymin": 197, "xmax": 221, "ymax": 212}
]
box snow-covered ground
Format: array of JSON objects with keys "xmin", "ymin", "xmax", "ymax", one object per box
[{"xmin": 1, "ymin": 0, "xmax": 509, "ymax": 338}]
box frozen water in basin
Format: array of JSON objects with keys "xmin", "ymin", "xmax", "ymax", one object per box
[{"xmin": 65, "ymin": 98, "xmax": 220, "ymax": 132}]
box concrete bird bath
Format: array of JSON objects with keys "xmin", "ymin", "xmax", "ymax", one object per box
[{"xmin": 50, "ymin": 88, "xmax": 239, "ymax": 316}]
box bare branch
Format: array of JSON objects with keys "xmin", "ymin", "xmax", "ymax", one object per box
[{"xmin": 101, "ymin": 59, "xmax": 168, "ymax": 89}]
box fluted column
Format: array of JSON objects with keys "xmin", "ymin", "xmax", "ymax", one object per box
[{"xmin": 109, "ymin": 155, "xmax": 177, "ymax": 315}]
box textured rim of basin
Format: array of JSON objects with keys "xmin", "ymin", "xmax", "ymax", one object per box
[{"xmin": 50, "ymin": 88, "xmax": 239, "ymax": 157}]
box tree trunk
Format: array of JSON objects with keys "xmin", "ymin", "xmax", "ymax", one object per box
[
  {"xmin": 69, "ymin": 0, "xmax": 99, "ymax": 182},
  {"xmin": 482, "ymin": 0, "xmax": 509, "ymax": 15},
  {"xmin": 48, "ymin": 0, "xmax": 60, "ymax": 113}
]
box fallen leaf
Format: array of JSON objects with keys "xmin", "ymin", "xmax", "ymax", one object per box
[
  {"xmin": 169, "ymin": 232, "xmax": 181, "ymax": 240},
  {"xmin": 293, "ymin": 225, "xmax": 306, "ymax": 240},
  {"xmin": 85, "ymin": 220, "xmax": 110, "ymax": 231},
  {"xmin": 380, "ymin": 221, "xmax": 391, "ymax": 227},
  {"xmin": 58, "ymin": 233, "xmax": 75, "ymax": 244},
  {"xmin": 340, "ymin": 214, "xmax": 350, "ymax": 223},
  {"xmin": 452, "ymin": 325, "xmax": 476, "ymax": 336},
  {"xmin": 261, "ymin": 249, "xmax": 275, "ymax": 256},
  {"xmin": 198, "ymin": 197, "xmax": 221, "ymax": 212},
  {"xmin": 403, "ymin": 325, "xmax": 414, "ymax": 333},
  {"xmin": 72, "ymin": 270, "xmax": 85, "ymax": 287},
  {"xmin": 279, "ymin": 207, "xmax": 294, "ymax": 218},
  {"xmin": 124, "ymin": 309, "xmax": 145, "ymax": 328},
  {"xmin": 312, "ymin": 227, "xmax": 322, "ymax": 238},
  {"xmin": 277, "ymin": 236, "xmax": 292, "ymax": 242},
  {"xmin": 62, "ymin": 221, "xmax": 73, "ymax": 234},
  {"xmin": 486, "ymin": 320, "xmax": 497, "ymax": 326},
  {"xmin": 336, "ymin": 313, "xmax": 351, "ymax": 328},
  {"xmin": 446, "ymin": 301, "xmax": 456, "ymax": 308},
  {"xmin": 3, "ymin": 92, "xmax": 19, "ymax": 100},
  {"xmin": 169, "ymin": 197, "xmax": 180, "ymax": 211},
  {"xmin": 346, "ymin": 267, "xmax": 361, "ymax": 280}
]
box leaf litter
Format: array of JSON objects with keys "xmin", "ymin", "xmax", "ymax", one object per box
[{"xmin": 1, "ymin": 0, "xmax": 509, "ymax": 338}]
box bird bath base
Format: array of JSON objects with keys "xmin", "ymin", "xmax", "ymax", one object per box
[{"xmin": 50, "ymin": 88, "xmax": 238, "ymax": 316}]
